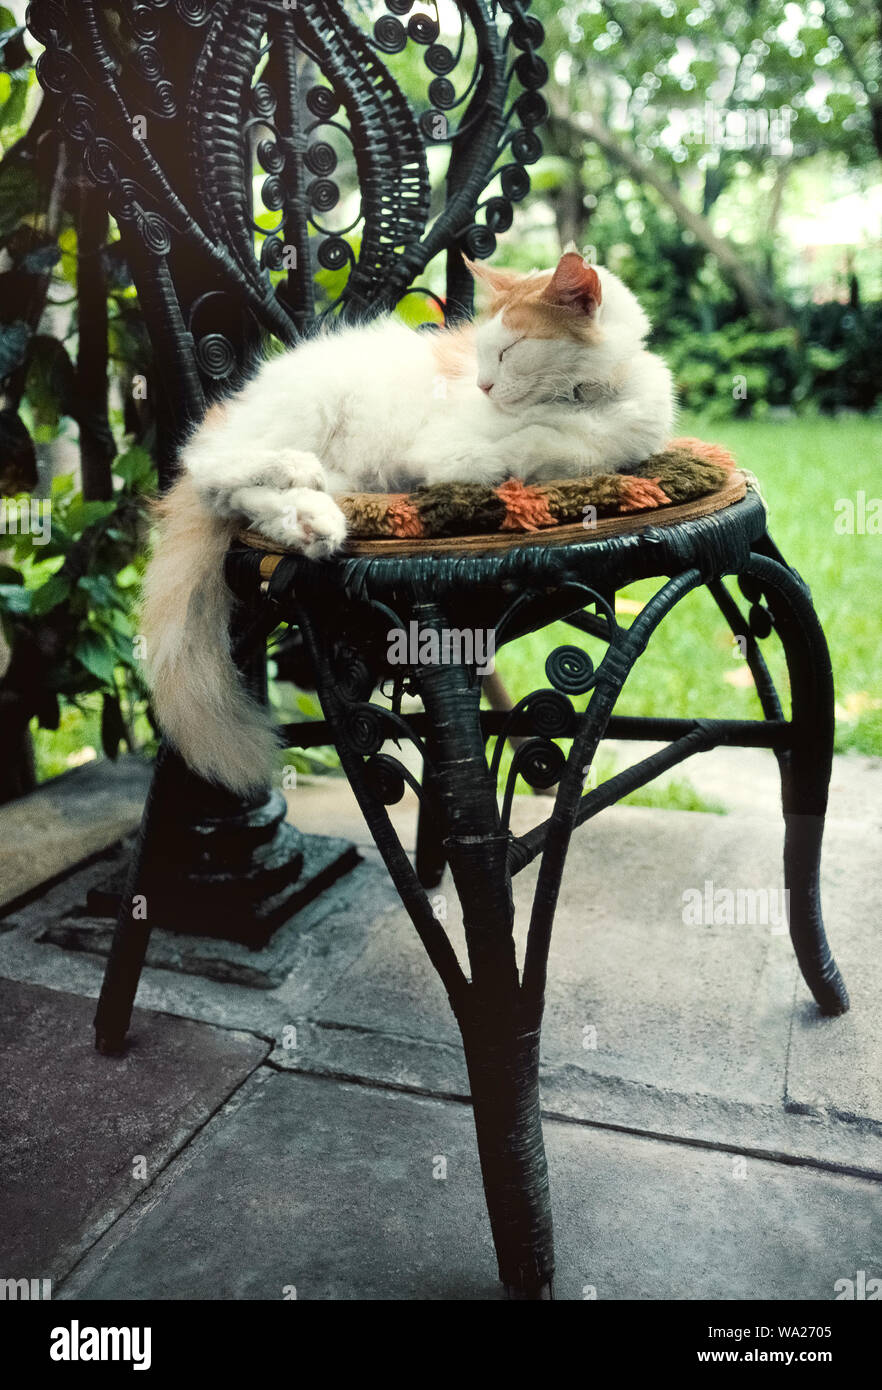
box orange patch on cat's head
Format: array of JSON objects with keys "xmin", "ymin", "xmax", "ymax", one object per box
[
  {"xmin": 430, "ymin": 320, "xmax": 476, "ymax": 379},
  {"xmin": 464, "ymin": 251, "xmax": 603, "ymax": 343}
]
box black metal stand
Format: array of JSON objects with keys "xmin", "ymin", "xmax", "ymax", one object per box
[{"xmin": 100, "ymin": 601, "xmax": 307, "ymax": 951}]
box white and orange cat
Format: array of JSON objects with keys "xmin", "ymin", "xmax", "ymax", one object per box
[{"xmin": 143, "ymin": 249, "xmax": 675, "ymax": 793}]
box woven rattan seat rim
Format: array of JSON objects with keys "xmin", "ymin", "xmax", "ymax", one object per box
[{"xmin": 239, "ymin": 471, "xmax": 749, "ymax": 565}]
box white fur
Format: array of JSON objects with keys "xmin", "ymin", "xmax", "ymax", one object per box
[{"xmin": 144, "ymin": 265, "xmax": 675, "ymax": 792}]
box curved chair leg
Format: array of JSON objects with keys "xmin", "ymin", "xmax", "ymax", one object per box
[
  {"xmin": 94, "ymin": 599, "xmax": 303, "ymax": 1051},
  {"xmin": 744, "ymin": 551, "xmax": 849, "ymax": 1016}
]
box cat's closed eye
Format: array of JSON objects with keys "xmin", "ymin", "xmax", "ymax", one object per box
[{"xmin": 498, "ymin": 337, "xmax": 525, "ymax": 362}]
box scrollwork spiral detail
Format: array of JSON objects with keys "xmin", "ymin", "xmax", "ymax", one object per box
[
  {"xmin": 545, "ymin": 646, "xmax": 596, "ymax": 696},
  {"xmin": 515, "ymin": 738, "xmax": 566, "ymax": 791},
  {"xmin": 365, "ymin": 754, "xmax": 406, "ymax": 806},
  {"xmin": 195, "ymin": 333, "xmax": 236, "ymax": 379},
  {"xmin": 136, "ymin": 209, "xmax": 173, "ymax": 257},
  {"xmin": 523, "ymin": 689, "xmax": 575, "ymax": 739},
  {"xmin": 346, "ymin": 708, "xmax": 386, "ymax": 757},
  {"xmin": 175, "ymin": 0, "xmax": 213, "ymax": 26},
  {"xmin": 373, "ymin": 17, "xmax": 407, "ymax": 53}
]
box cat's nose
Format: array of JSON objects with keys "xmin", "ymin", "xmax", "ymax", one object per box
[{"xmin": 478, "ymin": 381, "xmax": 493, "ymax": 394}]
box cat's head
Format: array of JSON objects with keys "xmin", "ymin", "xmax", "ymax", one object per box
[{"xmin": 465, "ymin": 250, "xmax": 651, "ymax": 410}]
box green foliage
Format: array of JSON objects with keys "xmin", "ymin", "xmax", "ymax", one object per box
[
  {"xmin": 0, "ymin": 12, "xmax": 33, "ymax": 140},
  {"xmin": 0, "ymin": 26, "xmax": 163, "ymax": 788},
  {"xmin": 533, "ymin": 0, "xmax": 880, "ymax": 171},
  {"xmin": 517, "ymin": 1, "xmax": 882, "ymax": 423},
  {"xmin": 0, "ymin": 449, "xmax": 157, "ymax": 765},
  {"xmin": 663, "ymin": 305, "xmax": 882, "ymax": 418}
]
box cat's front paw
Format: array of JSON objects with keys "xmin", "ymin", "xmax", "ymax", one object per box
[
  {"xmin": 265, "ymin": 450, "xmax": 328, "ymax": 493},
  {"xmin": 192, "ymin": 449, "xmax": 328, "ymax": 515},
  {"xmin": 254, "ymin": 488, "xmax": 347, "ymax": 558}
]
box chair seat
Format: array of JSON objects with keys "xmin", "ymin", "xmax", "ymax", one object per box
[
  {"xmin": 239, "ymin": 470, "xmax": 749, "ymax": 561},
  {"xmin": 225, "ymin": 470, "xmax": 767, "ymax": 649}
]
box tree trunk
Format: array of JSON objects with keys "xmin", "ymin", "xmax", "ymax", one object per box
[
  {"xmin": 546, "ymin": 114, "xmax": 591, "ymax": 250},
  {"xmin": 560, "ymin": 107, "xmax": 793, "ymax": 330}
]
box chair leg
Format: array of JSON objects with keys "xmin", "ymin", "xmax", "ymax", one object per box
[
  {"xmin": 783, "ymin": 812, "xmax": 847, "ymax": 1016},
  {"xmin": 457, "ymin": 1003, "xmax": 554, "ymax": 1298},
  {"xmin": 297, "ymin": 597, "xmax": 558, "ymax": 1296},
  {"xmin": 413, "ymin": 646, "xmax": 556, "ymax": 1298},
  {"xmin": 441, "ymin": 825, "xmax": 555, "ymax": 1299},
  {"xmin": 415, "ymin": 789, "xmax": 446, "ymax": 889},
  {"xmin": 93, "ymin": 741, "xmax": 177, "ymax": 1052},
  {"xmin": 745, "ymin": 551, "xmax": 849, "ymax": 1016}
]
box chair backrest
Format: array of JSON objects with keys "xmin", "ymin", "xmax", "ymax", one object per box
[{"xmin": 29, "ymin": 1, "xmax": 548, "ymax": 480}]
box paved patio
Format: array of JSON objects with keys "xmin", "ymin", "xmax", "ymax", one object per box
[{"xmin": 1, "ymin": 749, "xmax": 880, "ymax": 1300}]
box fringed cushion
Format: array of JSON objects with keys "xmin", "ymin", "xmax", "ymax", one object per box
[{"xmin": 337, "ymin": 437, "xmax": 736, "ymax": 540}]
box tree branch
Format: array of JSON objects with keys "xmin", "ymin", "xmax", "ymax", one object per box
[
  {"xmin": 822, "ymin": 0, "xmax": 882, "ymax": 158},
  {"xmin": 822, "ymin": 1, "xmax": 871, "ymax": 91},
  {"xmin": 559, "ymin": 106, "xmax": 792, "ymax": 328}
]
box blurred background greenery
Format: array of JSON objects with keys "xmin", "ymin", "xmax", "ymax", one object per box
[{"xmin": 1, "ymin": 0, "xmax": 879, "ymax": 805}]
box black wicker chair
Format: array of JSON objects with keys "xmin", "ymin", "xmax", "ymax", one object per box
[{"xmin": 31, "ymin": 0, "xmax": 848, "ymax": 1300}]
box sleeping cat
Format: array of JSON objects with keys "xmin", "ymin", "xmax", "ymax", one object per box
[{"xmin": 142, "ymin": 249, "xmax": 675, "ymax": 793}]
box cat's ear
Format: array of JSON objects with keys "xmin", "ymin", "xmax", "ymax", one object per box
[
  {"xmin": 541, "ymin": 251, "xmax": 602, "ymax": 317},
  {"xmin": 462, "ymin": 255, "xmax": 522, "ymax": 293}
]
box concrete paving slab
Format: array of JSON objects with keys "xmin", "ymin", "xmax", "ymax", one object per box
[
  {"xmin": 0, "ymin": 851, "xmax": 402, "ymax": 1044},
  {"xmin": 58, "ymin": 1070, "xmax": 882, "ymax": 1301},
  {"xmin": 275, "ymin": 1024, "xmax": 882, "ymax": 1181},
  {"xmin": 1, "ymin": 789, "xmax": 877, "ymax": 1187},
  {"xmin": 288, "ymin": 747, "xmax": 882, "ymax": 842},
  {"xmin": 284, "ymin": 774, "xmax": 419, "ymax": 851},
  {"xmin": 0, "ymin": 756, "xmax": 151, "ymax": 912},
  {"xmin": 786, "ymin": 810, "xmax": 881, "ymax": 1121},
  {"xmin": 281, "ymin": 801, "xmax": 881, "ymax": 1165},
  {"xmin": 602, "ymin": 743, "xmax": 882, "ymax": 827},
  {"xmin": 312, "ymin": 804, "xmax": 799, "ymax": 1107},
  {"xmin": 0, "ymin": 978, "xmax": 269, "ymax": 1283}
]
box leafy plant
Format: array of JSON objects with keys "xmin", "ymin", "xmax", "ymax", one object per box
[
  {"xmin": 0, "ymin": 19, "xmax": 158, "ymax": 799},
  {"xmin": 663, "ymin": 310, "xmax": 882, "ymax": 419},
  {"xmin": 0, "ymin": 448, "xmax": 157, "ymax": 785}
]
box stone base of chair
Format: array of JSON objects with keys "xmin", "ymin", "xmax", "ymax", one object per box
[{"xmin": 42, "ymin": 830, "xmax": 360, "ymax": 983}]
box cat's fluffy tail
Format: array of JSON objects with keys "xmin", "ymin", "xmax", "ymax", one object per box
[{"xmin": 141, "ymin": 474, "xmax": 279, "ymax": 795}]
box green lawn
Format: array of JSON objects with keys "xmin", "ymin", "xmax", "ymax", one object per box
[{"xmin": 496, "ymin": 414, "xmax": 882, "ymax": 761}]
